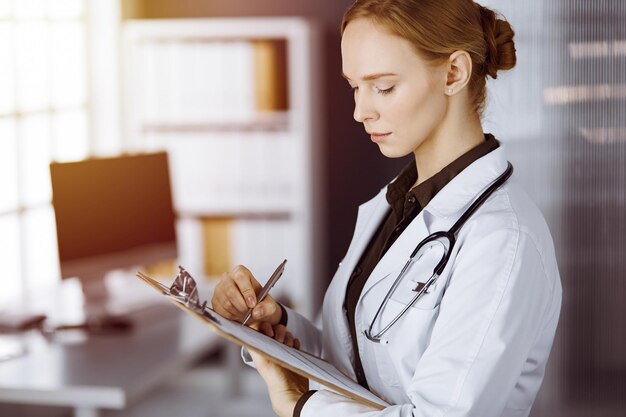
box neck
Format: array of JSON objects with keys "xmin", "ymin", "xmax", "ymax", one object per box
[{"xmin": 413, "ymin": 113, "xmax": 485, "ymax": 187}]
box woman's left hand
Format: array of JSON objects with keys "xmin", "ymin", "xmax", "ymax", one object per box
[{"xmin": 249, "ymin": 323, "xmax": 309, "ymax": 417}]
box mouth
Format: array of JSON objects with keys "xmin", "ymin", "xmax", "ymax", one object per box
[{"xmin": 369, "ymin": 132, "xmax": 391, "ymax": 143}]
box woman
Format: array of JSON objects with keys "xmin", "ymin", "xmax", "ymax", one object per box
[{"xmin": 211, "ymin": 1, "xmax": 562, "ymax": 416}]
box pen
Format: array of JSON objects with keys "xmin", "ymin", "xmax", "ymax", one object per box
[{"xmin": 241, "ymin": 259, "xmax": 287, "ymax": 326}]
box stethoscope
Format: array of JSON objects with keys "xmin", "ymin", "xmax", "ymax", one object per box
[{"xmin": 363, "ymin": 162, "xmax": 514, "ymax": 343}]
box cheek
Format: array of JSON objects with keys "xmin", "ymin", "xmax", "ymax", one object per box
[
  {"xmin": 377, "ymin": 86, "xmax": 445, "ymax": 157},
  {"xmin": 394, "ymin": 86, "xmax": 444, "ymax": 136}
]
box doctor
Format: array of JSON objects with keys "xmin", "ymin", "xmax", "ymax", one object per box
[{"xmin": 211, "ymin": 1, "xmax": 562, "ymax": 416}]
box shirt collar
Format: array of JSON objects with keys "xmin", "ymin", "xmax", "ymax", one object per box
[
  {"xmin": 425, "ymin": 144, "xmax": 509, "ymax": 218},
  {"xmin": 386, "ymin": 133, "xmax": 500, "ymax": 219}
]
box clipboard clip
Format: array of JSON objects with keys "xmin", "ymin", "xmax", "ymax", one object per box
[{"xmin": 164, "ymin": 266, "xmax": 219, "ymax": 324}]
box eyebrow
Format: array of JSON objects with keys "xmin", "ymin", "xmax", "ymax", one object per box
[{"xmin": 341, "ymin": 72, "xmax": 398, "ymax": 81}]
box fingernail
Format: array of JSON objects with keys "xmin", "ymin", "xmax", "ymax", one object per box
[
  {"xmin": 247, "ymin": 296, "xmax": 255, "ymax": 308},
  {"xmin": 253, "ymin": 307, "xmax": 264, "ymax": 318}
]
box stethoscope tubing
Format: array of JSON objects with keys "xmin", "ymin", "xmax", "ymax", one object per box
[{"xmin": 363, "ymin": 162, "xmax": 514, "ymax": 343}]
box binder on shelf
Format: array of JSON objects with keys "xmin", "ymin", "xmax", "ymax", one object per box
[
  {"xmin": 136, "ymin": 268, "xmax": 388, "ymax": 410},
  {"xmin": 167, "ymin": 132, "xmax": 296, "ymax": 214},
  {"xmin": 124, "ymin": 17, "xmax": 321, "ymax": 319},
  {"xmin": 201, "ymin": 217, "xmax": 234, "ymax": 277},
  {"xmin": 137, "ymin": 39, "xmax": 258, "ymax": 126},
  {"xmin": 253, "ymin": 39, "xmax": 288, "ymax": 113},
  {"xmin": 199, "ymin": 217, "xmax": 297, "ymax": 304}
]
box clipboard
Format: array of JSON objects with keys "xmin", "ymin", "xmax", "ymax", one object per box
[{"xmin": 136, "ymin": 267, "xmax": 388, "ymax": 410}]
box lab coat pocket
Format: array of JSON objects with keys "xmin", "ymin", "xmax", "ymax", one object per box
[
  {"xmin": 389, "ymin": 242, "xmax": 448, "ymax": 310},
  {"xmin": 372, "ymin": 298, "xmax": 440, "ymax": 388},
  {"xmin": 389, "ymin": 269, "xmax": 447, "ymax": 310}
]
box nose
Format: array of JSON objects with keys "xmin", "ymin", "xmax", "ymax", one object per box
[{"xmin": 353, "ymin": 91, "xmax": 377, "ymax": 123}]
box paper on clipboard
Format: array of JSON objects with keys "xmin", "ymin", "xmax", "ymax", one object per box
[{"xmin": 136, "ymin": 269, "xmax": 389, "ymax": 410}]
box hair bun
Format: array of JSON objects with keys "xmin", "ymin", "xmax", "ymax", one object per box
[{"xmin": 478, "ymin": 5, "xmax": 517, "ymax": 79}]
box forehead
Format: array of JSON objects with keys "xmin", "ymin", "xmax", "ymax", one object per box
[{"xmin": 341, "ymin": 18, "xmax": 426, "ymax": 80}]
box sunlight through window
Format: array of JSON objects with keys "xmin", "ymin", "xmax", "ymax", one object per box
[{"xmin": 1, "ymin": 0, "xmax": 89, "ymax": 303}]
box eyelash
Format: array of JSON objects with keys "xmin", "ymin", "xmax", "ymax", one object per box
[
  {"xmin": 350, "ymin": 86, "xmax": 395, "ymax": 95},
  {"xmin": 377, "ymin": 86, "xmax": 394, "ymax": 95}
]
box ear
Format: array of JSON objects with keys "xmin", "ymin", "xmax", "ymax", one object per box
[{"xmin": 445, "ymin": 50, "xmax": 472, "ymax": 95}]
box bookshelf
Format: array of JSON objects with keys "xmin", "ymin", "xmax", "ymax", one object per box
[{"xmin": 121, "ymin": 18, "xmax": 324, "ymax": 318}]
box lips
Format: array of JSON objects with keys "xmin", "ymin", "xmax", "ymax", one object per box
[{"xmin": 370, "ymin": 132, "xmax": 391, "ymax": 143}]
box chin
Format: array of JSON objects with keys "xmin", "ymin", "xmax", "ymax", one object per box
[{"xmin": 377, "ymin": 143, "xmax": 412, "ymax": 159}]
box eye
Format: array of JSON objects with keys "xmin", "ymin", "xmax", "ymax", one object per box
[{"xmin": 376, "ymin": 86, "xmax": 394, "ymax": 95}]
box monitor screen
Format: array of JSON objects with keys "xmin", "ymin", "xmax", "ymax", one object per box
[{"xmin": 50, "ymin": 152, "xmax": 177, "ymax": 284}]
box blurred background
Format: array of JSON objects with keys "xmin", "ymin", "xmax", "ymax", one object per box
[{"xmin": 0, "ymin": 0, "xmax": 624, "ymax": 416}]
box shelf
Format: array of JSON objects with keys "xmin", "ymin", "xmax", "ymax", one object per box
[
  {"xmin": 177, "ymin": 210, "xmax": 292, "ymax": 220},
  {"xmin": 141, "ymin": 112, "xmax": 290, "ymax": 134},
  {"xmin": 122, "ymin": 17, "xmax": 323, "ymax": 318}
]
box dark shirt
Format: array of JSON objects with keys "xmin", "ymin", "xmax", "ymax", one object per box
[{"xmin": 345, "ymin": 133, "xmax": 500, "ymax": 388}]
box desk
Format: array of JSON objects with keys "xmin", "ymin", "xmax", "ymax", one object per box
[
  {"xmin": 0, "ymin": 313, "xmax": 221, "ymax": 417},
  {"xmin": 0, "ymin": 280, "xmax": 222, "ymax": 417}
]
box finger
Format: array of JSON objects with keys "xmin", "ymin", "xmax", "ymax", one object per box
[
  {"xmin": 284, "ymin": 332, "xmax": 294, "ymax": 347},
  {"xmin": 212, "ymin": 289, "xmax": 235, "ymax": 319},
  {"xmin": 221, "ymin": 301, "xmax": 240, "ymax": 319},
  {"xmin": 223, "ymin": 280, "xmax": 248, "ymax": 314},
  {"xmin": 209, "ymin": 278, "xmax": 225, "ymax": 309},
  {"xmin": 248, "ymin": 349, "xmax": 271, "ymax": 371},
  {"xmin": 252, "ymin": 298, "xmax": 278, "ymax": 322},
  {"xmin": 212, "ymin": 300, "xmax": 229, "ymax": 318},
  {"xmin": 211, "ymin": 276, "xmax": 241, "ymax": 318},
  {"xmin": 259, "ymin": 322, "xmax": 274, "ymax": 337},
  {"xmin": 231, "ymin": 265, "xmax": 261, "ymax": 308},
  {"xmin": 214, "ymin": 304, "xmax": 238, "ymax": 320},
  {"xmin": 273, "ymin": 324, "xmax": 287, "ymax": 343},
  {"xmin": 294, "ymin": 339, "xmax": 301, "ymax": 350},
  {"xmin": 219, "ymin": 297, "xmax": 241, "ymax": 318}
]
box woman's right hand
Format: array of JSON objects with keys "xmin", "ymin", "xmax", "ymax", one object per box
[{"xmin": 211, "ymin": 265, "xmax": 283, "ymax": 326}]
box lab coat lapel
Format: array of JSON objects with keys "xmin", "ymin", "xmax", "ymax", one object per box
[
  {"xmin": 360, "ymin": 146, "xmax": 509, "ymax": 296},
  {"xmin": 360, "ymin": 209, "xmax": 432, "ymax": 297},
  {"xmin": 323, "ymin": 188, "xmax": 389, "ymax": 374},
  {"xmin": 334, "ymin": 188, "xmax": 389, "ymax": 297}
]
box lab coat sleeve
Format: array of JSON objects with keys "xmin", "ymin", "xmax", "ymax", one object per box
[
  {"xmin": 300, "ymin": 227, "xmax": 560, "ymax": 417},
  {"xmin": 282, "ymin": 306, "xmax": 323, "ymax": 357}
]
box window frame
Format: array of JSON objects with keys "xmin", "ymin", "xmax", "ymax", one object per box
[{"xmin": 0, "ymin": 0, "xmax": 121, "ymax": 305}]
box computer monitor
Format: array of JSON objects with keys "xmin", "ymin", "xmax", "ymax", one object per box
[{"xmin": 50, "ymin": 152, "xmax": 177, "ymax": 308}]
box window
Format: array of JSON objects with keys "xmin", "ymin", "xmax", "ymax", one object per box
[{"xmin": 0, "ymin": 0, "xmax": 89, "ymax": 305}]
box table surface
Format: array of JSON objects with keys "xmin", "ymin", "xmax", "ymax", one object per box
[{"xmin": 0, "ymin": 277, "xmax": 220, "ymax": 410}]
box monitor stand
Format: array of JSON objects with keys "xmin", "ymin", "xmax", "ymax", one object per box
[{"xmin": 78, "ymin": 276, "xmax": 134, "ymax": 334}]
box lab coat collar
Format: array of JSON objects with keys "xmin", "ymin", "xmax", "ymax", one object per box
[
  {"xmin": 358, "ymin": 145, "xmax": 510, "ymax": 298},
  {"xmin": 423, "ymin": 144, "xmax": 509, "ymax": 218},
  {"xmin": 342, "ymin": 188, "xmax": 389, "ymax": 281}
]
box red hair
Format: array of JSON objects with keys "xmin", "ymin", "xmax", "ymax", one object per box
[{"xmin": 341, "ymin": 0, "xmax": 517, "ymax": 118}]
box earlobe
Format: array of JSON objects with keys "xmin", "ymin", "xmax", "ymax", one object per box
[{"xmin": 445, "ymin": 51, "xmax": 472, "ymax": 93}]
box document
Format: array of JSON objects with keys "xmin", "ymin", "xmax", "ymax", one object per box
[{"xmin": 137, "ymin": 271, "xmax": 388, "ymax": 409}]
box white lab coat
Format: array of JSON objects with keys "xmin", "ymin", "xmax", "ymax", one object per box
[{"xmin": 281, "ymin": 145, "xmax": 562, "ymax": 417}]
